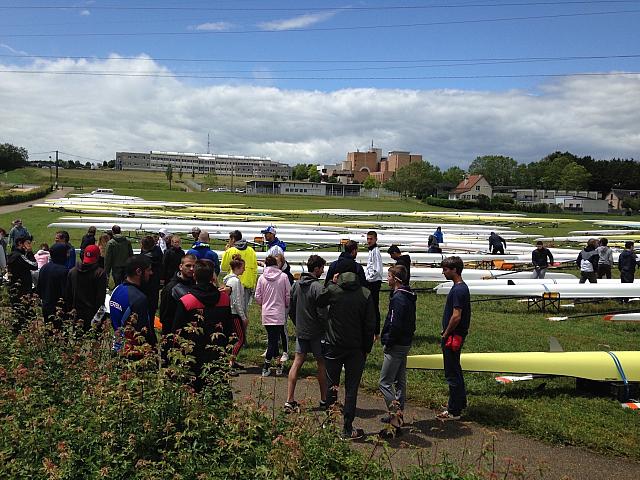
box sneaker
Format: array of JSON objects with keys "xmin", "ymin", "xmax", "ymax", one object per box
[
  {"xmin": 436, "ymin": 410, "xmax": 461, "ymax": 421},
  {"xmin": 261, "ymin": 367, "xmax": 271, "ymax": 377},
  {"xmin": 319, "ymin": 399, "xmax": 328, "ymax": 410},
  {"xmin": 228, "ymin": 369, "xmax": 239, "ymax": 377},
  {"xmin": 284, "ymin": 401, "xmax": 299, "ymax": 413},
  {"xmin": 340, "ymin": 428, "xmax": 365, "ymax": 441},
  {"xmin": 275, "ymin": 365, "xmax": 284, "ymax": 376},
  {"xmin": 280, "ymin": 352, "xmax": 289, "ymax": 362}
]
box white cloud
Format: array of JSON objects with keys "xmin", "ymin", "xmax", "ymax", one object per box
[
  {"xmin": 191, "ymin": 21, "xmax": 232, "ymax": 32},
  {"xmin": 0, "ymin": 43, "xmax": 29, "ymax": 56},
  {"xmin": 259, "ymin": 11, "xmax": 338, "ymax": 31},
  {"xmin": 80, "ymin": 9, "xmax": 91, "ymax": 16},
  {"xmin": 0, "ymin": 56, "xmax": 639, "ymax": 168}
]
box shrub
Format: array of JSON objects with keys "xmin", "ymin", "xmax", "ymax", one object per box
[{"xmin": 0, "ymin": 186, "xmax": 51, "ymax": 206}]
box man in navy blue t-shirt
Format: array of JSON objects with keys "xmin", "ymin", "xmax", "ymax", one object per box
[{"xmin": 438, "ymin": 256, "xmax": 471, "ymax": 420}]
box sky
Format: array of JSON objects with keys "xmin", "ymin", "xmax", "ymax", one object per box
[{"xmin": 0, "ymin": 0, "xmax": 639, "ymax": 169}]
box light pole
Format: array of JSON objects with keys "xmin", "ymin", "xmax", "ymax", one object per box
[{"xmin": 48, "ymin": 156, "xmax": 53, "ymax": 184}]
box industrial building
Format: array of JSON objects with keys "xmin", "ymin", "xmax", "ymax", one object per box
[{"xmin": 115, "ymin": 151, "xmax": 292, "ymax": 179}]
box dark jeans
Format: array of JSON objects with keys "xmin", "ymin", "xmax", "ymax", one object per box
[
  {"xmin": 491, "ymin": 246, "xmax": 504, "ymax": 255},
  {"xmin": 265, "ymin": 325, "xmax": 284, "ymax": 361},
  {"xmin": 366, "ymin": 280, "xmax": 382, "ymax": 333},
  {"xmin": 579, "ymin": 271, "xmax": 597, "ymax": 283},
  {"xmin": 112, "ymin": 267, "xmax": 126, "ymax": 287},
  {"xmin": 621, "ymin": 272, "xmax": 635, "ymax": 283},
  {"xmin": 324, "ymin": 344, "xmax": 366, "ymax": 434},
  {"xmin": 597, "ymin": 264, "xmax": 612, "ymax": 279},
  {"xmin": 442, "ymin": 339, "xmax": 467, "ymax": 416}
]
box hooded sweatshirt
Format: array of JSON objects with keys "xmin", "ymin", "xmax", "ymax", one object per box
[
  {"xmin": 254, "ymin": 265, "xmax": 290, "ymax": 325},
  {"xmin": 162, "ymin": 245, "xmax": 185, "ymax": 283},
  {"xmin": 221, "ymin": 239, "xmax": 258, "ymax": 289},
  {"xmin": 65, "ymin": 261, "xmax": 107, "ymax": 327},
  {"xmin": 381, "ymin": 286, "xmax": 416, "ymax": 348},
  {"xmin": 159, "ymin": 271, "xmax": 194, "ymax": 335},
  {"xmin": 289, "ymin": 272, "xmax": 327, "ymax": 340},
  {"xmin": 110, "ymin": 279, "xmax": 155, "ymax": 352},
  {"xmin": 317, "ymin": 271, "xmax": 376, "ymax": 353},
  {"xmin": 576, "ymin": 245, "xmax": 599, "ymax": 273},
  {"xmin": 596, "ymin": 245, "xmax": 614, "ymax": 266},
  {"xmin": 618, "ymin": 249, "xmax": 639, "ymax": 274},
  {"xmin": 187, "ymin": 241, "xmax": 220, "ymax": 275},
  {"xmin": 324, "ymin": 251, "xmax": 367, "ymax": 287},
  {"xmin": 105, "ymin": 234, "xmax": 134, "ymax": 278},
  {"xmin": 37, "ymin": 243, "xmax": 70, "ymax": 321},
  {"xmin": 366, "ymin": 244, "xmax": 383, "ymax": 282}
]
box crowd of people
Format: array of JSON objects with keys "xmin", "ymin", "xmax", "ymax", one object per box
[{"xmin": 4, "ymin": 217, "xmax": 639, "ymax": 440}]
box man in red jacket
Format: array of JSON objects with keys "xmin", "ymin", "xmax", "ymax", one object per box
[{"xmin": 173, "ymin": 260, "xmax": 232, "ymax": 392}]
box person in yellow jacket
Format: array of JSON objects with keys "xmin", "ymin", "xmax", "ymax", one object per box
[{"xmin": 221, "ymin": 230, "xmax": 258, "ymax": 313}]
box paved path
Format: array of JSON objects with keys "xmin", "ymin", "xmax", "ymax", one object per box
[
  {"xmin": 0, "ymin": 188, "xmax": 67, "ymax": 215},
  {"xmin": 232, "ymin": 368, "xmax": 640, "ymax": 480}
]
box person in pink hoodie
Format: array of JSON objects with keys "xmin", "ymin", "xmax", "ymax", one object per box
[
  {"xmin": 35, "ymin": 243, "xmax": 51, "ymax": 269},
  {"xmin": 254, "ymin": 255, "xmax": 291, "ymax": 377}
]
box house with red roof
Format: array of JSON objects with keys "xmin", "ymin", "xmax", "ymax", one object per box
[{"xmin": 449, "ymin": 174, "xmax": 493, "ymax": 201}]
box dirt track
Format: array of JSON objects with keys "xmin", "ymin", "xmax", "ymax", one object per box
[{"xmin": 233, "ymin": 367, "xmax": 640, "ymax": 480}]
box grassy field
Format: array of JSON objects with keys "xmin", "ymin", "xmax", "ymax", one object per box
[{"xmin": 2, "ymin": 169, "xmax": 640, "ymax": 459}]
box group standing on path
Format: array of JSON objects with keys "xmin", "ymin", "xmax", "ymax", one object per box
[{"xmin": 5, "ymin": 215, "xmax": 640, "ymax": 442}]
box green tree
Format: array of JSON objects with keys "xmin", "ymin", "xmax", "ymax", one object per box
[
  {"xmin": 0, "ymin": 143, "xmax": 28, "ymax": 172},
  {"xmin": 84, "ymin": 161, "xmax": 92, "ymax": 169},
  {"xmin": 442, "ymin": 166, "xmax": 465, "ymax": 186},
  {"xmin": 558, "ymin": 162, "xmax": 591, "ymax": 190},
  {"xmin": 107, "ymin": 160, "xmax": 115, "ymax": 168},
  {"xmin": 165, "ymin": 164, "xmax": 173, "ymax": 190},
  {"xmin": 468, "ymin": 155, "xmax": 517, "ymax": 186},
  {"xmin": 384, "ymin": 161, "xmax": 442, "ymax": 198},
  {"xmin": 307, "ymin": 165, "xmax": 321, "ymax": 183},
  {"xmin": 102, "ymin": 160, "xmax": 108, "ymax": 168},
  {"xmin": 362, "ymin": 175, "xmax": 381, "ymax": 190},
  {"xmin": 203, "ymin": 172, "xmax": 218, "ymax": 187},
  {"xmin": 291, "ymin": 163, "xmax": 311, "ymax": 181}
]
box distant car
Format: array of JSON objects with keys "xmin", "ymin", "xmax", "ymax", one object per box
[
  {"xmin": 91, "ymin": 188, "xmax": 114, "ymax": 194},
  {"xmin": 235, "ymin": 188, "xmax": 245, "ymax": 193},
  {"xmin": 218, "ymin": 187, "xmax": 231, "ymax": 192}
]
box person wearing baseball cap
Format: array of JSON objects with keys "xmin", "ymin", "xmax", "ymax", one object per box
[
  {"xmin": 8, "ymin": 218, "xmax": 30, "ymax": 252},
  {"xmin": 65, "ymin": 244, "xmax": 108, "ymax": 331}
]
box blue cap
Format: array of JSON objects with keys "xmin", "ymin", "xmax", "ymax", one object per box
[{"xmin": 261, "ymin": 226, "xmax": 276, "ymax": 235}]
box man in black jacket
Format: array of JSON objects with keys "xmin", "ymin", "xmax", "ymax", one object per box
[
  {"xmin": 37, "ymin": 243, "xmax": 69, "ymax": 329},
  {"xmin": 172, "ymin": 260, "xmax": 231, "ymax": 392},
  {"xmin": 387, "ymin": 245, "xmax": 411, "ymax": 283},
  {"xmin": 378, "ymin": 265, "xmax": 416, "ymax": 435},
  {"xmin": 65, "ymin": 244, "xmax": 107, "ymax": 331},
  {"xmin": 159, "ymin": 253, "xmax": 196, "ymax": 366},
  {"xmin": 140, "ymin": 235, "xmax": 163, "ymax": 322},
  {"xmin": 324, "ymin": 240, "xmax": 366, "ymax": 287},
  {"xmin": 7, "ymin": 236, "xmax": 38, "ymax": 332},
  {"xmin": 618, "ymin": 241, "xmax": 639, "ymax": 283},
  {"xmin": 317, "ymin": 271, "xmax": 376, "ymax": 440},
  {"xmin": 531, "ymin": 241, "xmax": 554, "ymax": 279},
  {"xmin": 488, "ymin": 232, "xmax": 507, "ymax": 255}
]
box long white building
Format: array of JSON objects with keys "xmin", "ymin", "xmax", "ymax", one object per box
[{"xmin": 115, "ymin": 151, "xmax": 292, "ymax": 179}]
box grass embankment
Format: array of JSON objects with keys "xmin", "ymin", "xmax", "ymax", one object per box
[{"xmin": 2, "ymin": 170, "xmax": 640, "ymax": 458}]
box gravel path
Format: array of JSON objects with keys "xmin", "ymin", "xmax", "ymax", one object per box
[
  {"xmin": 0, "ymin": 188, "xmax": 67, "ymax": 215},
  {"xmin": 232, "ymin": 367, "xmax": 640, "ymax": 480}
]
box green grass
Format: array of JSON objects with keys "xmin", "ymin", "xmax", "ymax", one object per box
[{"xmin": 3, "ymin": 169, "xmax": 640, "ymax": 458}]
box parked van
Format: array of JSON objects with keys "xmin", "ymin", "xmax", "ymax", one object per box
[{"xmin": 91, "ymin": 188, "xmax": 114, "ymax": 194}]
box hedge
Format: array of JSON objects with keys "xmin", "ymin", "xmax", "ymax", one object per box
[
  {"xmin": 0, "ymin": 186, "xmax": 52, "ymax": 206},
  {"xmin": 424, "ymin": 196, "xmax": 562, "ymax": 214}
]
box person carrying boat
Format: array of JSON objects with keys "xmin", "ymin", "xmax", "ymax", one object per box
[{"xmin": 531, "ymin": 241, "xmax": 554, "ymax": 279}]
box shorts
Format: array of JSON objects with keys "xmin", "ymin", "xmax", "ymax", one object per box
[{"xmin": 295, "ymin": 337, "xmax": 323, "ymax": 358}]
